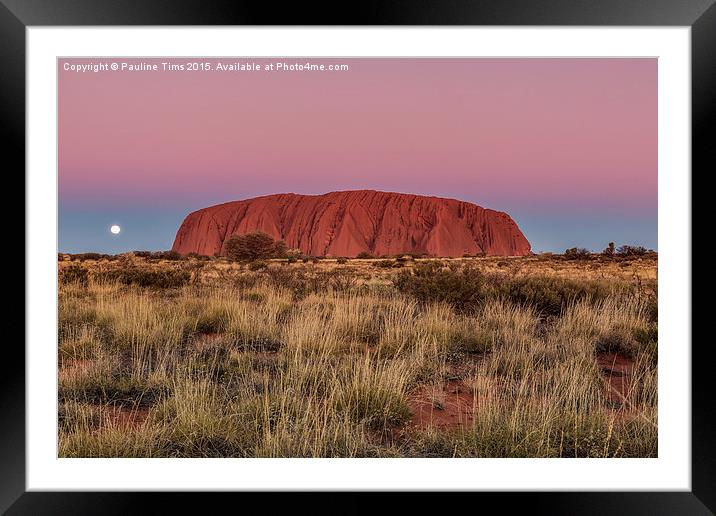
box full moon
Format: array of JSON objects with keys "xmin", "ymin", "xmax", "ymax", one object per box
[{"xmin": 110, "ymin": 225, "xmax": 121, "ymax": 235}]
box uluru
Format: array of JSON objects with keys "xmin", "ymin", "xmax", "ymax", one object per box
[{"xmin": 172, "ymin": 190, "xmax": 531, "ymax": 258}]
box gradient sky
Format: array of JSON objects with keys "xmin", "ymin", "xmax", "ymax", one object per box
[{"xmin": 59, "ymin": 58, "xmax": 657, "ymax": 254}]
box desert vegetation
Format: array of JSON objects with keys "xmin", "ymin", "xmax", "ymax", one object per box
[{"xmin": 58, "ymin": 251, "xmax": 657, "ymax": 457}]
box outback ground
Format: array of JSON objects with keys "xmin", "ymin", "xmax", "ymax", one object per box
[{"xmin": 58, "ymin": 252, "xmax": 658, "ymax": 457}]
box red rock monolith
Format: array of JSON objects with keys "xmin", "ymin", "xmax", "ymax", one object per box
[{"xmin": 172, "ymin": 190, "xmax": 531, "ymax": 257}]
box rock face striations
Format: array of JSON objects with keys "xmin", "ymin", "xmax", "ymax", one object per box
[{"xmin": 172, "ymin": 190, "xmax": 531, "ymax": 257}]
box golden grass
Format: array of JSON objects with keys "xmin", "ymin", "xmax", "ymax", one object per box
[{"xmin": 57, "ymin": 255, "xmax": 658, "ymax": 457}]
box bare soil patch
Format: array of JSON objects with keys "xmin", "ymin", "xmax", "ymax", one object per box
[
  {"xmin": 407, "ymin": 380, "xmax": 475, "ymax": 430},
  {"xmin": 104, "ymin": 404, "xmax": 151, "ymax": 429},
  {"xmin": 597, "ymin": 352, "xmax": 635, "ymax": 408}
]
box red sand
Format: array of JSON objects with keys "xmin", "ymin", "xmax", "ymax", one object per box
[
  {"xmin": 407, "ymin": 380, "xmax": 476, "ymax": 430},
  {"xmin": 104, "ymin": 404, "xmax": 151, "ymax": 429},
  {"xmin": 597, "ymin": 352, "xmax": 636, "ymax": 408}
]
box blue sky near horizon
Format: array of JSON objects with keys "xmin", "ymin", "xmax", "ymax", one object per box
[{"xmin": 59, "ymin": 190, "xmax": 657, "ymax": 255}]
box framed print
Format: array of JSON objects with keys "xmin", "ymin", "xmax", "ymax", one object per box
[{"xmin": 5, "ymin": 0, "xmax": 713, "ymax": 512}]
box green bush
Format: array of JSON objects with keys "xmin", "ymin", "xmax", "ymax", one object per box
[
  {"xmin": 356, "ymin": 251, "xmax": 374, "ymax": 259},
  {"xmin": 492, "ymin": 275, "xmax": 614, "ymax": 317},
  {"xmin": 394, "ymin": 263, "xmax": 619, "ymax": 316},
  {"xmin": 393, "ymin": 262, "xmax": 488, "ymax": 312},
  {"xmin": 273, "ymin": 240, "xmax": 288, "ymax": 259},
  {"xmin": 223, "ymin": 231, "xmax": 287, "ymax": 261},
  {"xmin": 97, "ymin": 267, "xmax": 190, "ymax": 288}
]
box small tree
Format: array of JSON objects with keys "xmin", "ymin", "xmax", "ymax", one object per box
[
  {"xmin": 223, "ymin": 231, "xmax": 287, "ymax": 261},
  {"xmin": 602, "ymin": 242, "xmax": 615, "ymax": 256},
  {"xmin": 273, "ymin": 239, "xmax": 288, "ymax": 259}
]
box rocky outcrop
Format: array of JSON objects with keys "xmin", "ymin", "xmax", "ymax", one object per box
[{"xmin": 172, "ymin": 190, "xmax": 531, "ymax": 257}]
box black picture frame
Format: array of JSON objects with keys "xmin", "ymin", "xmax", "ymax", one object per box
[{"xmin": 4, "ymin": 0, "xmax": 711, "ymax": 513}]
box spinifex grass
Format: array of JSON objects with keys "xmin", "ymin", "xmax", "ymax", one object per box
[{"xmin": 58, "ymin": 255, "xmax": 658, "ymax": 457}]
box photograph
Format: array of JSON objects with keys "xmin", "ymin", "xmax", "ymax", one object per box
[{"xmin": 56, "ymin": 56, "xmax": 658, "ymax": 458}]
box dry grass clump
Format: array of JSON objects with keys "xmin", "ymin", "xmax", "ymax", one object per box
[{"xmin": 58, "ymin": 256, "xmax": 657, "ymax": 458}]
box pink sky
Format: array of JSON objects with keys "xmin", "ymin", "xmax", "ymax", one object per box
[{"xmin": 59, "ymin": 58, "xmax": 657, "ymax": 253}]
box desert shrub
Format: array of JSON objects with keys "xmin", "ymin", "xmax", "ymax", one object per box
[
  {"xmin": 375, "ymin": 260, "xmax": 395, "ymax": 269},
  {"xmin": 186, "ymin": 252, "xmax": 211, "ymax": 261},
  {"xmin": 402, "ymin": 252, "xmax": 428, "ymax": 259},
  {"xmin": 594, "ymin": 326, "xmax": 640, "ymax": 358},
  {"xmin": 356, "ymin": 251, "xmax": 374, "ymax": 259},
  {"xmin": 308, "ymin": 272, "xmax": 335, "ymax": 293},
  {"xmin": 273, "ymin": 240, "xmax": 288, "ymax": 259},
  {"xmin": 564, "ymin": 247, "xmax": 591, "ymax": 259},
  {"xmin": 492, "ymin": 275, "xmax": 614, "ymax": 317},
  {"xmin": 448, "ymin": 327, "xmax": 495, "ymax": 355},
  {"xmin": 262, "ymin": 268, "xmax": 354, "ymax": 298},
  {"xmin": 97, "ymin": 267, "xmax": 190, "ymax": 289},
  {"xmin": 59, "ymin": 371, "xmax": 170, "ymax": 407},
  {"xmin": 617, "ymin": 245, "xmax": 648, "ymax": 256},
  {"xmin": 394, "ymin": 263, "xmax": 620, "ymax": 316},
  {"xmin": 60, "ymin": 264, "xmax": 89, "ymax": 286},
  {"xmin": 132, "ymin": 251, "xmax": 153, "ymax": 258},
  {"xmin": 327, "ymin": 269, "xmax": 358, "ymax": 292},
  {"xmin": 233, "ymin": 274, "xmax": 259, "ymax": 290},
  {"xmin": 248, "ymin": 260, "xmax": 269, "ymax": 271},
  {"xmin": 336, "ymin": 257, "xmax": 348, "ymax": 264},
  {"xmin": 151, "ymin": 250, "xmax": 183, "ymax": 261},
  {"xmin": 264, "ymin": 267, "xmax": 312, "ymax": 298},
  {"xmin": 393, "ymin": 263, "xmax": 488, "ymax": 312},
  {"xmin": 71, "ymin": 253, "xmax": 110, "ymax": 261},
  {"xmin": 602, "ymin": 242, "xmax": 616, "ymax": 256},
  {"xmin": 223, "ymin": 231, "xmax": 287, "ymax": 261}
]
